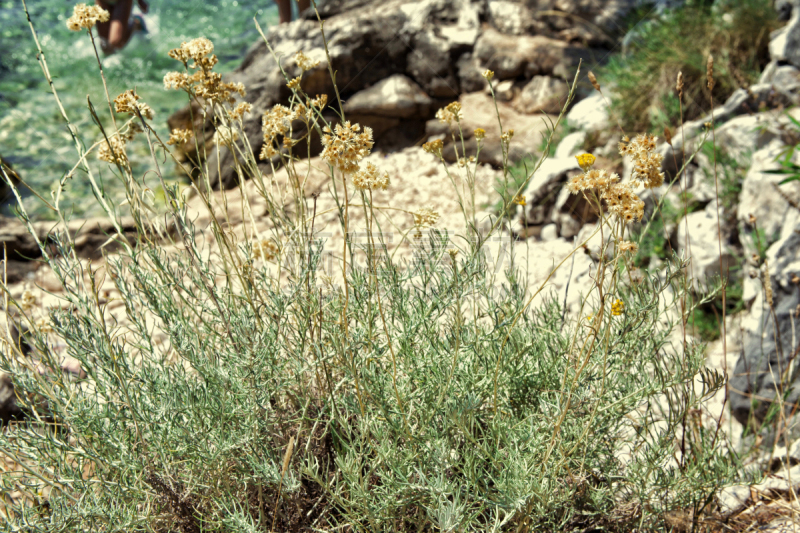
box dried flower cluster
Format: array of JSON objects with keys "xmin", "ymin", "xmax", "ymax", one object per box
[
  {"xmin": 163, "ymin": 72, "xmax": 189, "ymax": 90},
  {"xmin": 352, "ymin": 162, "xmax": 390, "ymax": 191},
  {"xmin": 164, "ymin": 38, "xmax": 245, "ymax": 105},
  {"xmin": 213, "ymin": 125, "xmax": 240, "ymax": 146},
  {"xmin": 66, "ymin": 3, "xmax": 109, "ymax": 31},
  {"xmin": 252, "ymin": 239, "xmax": 280, "ymax": 262},
  {"xmin": 482, "ymin": 69, "xmax": 494, "ymax": 81},
  {"xmin": 97, "ymin": 121, "xmax": 142, "ymax": 166},
  {"xmin": 474, "ymin": 128, "xmax": 486, "ymax": 142},
  {"xmin": 458, "ymin": 156, "xmax": 476, "ymax": 167},
  {"xmin": 436, "ymin": 102, "xmax": 463, "ymax": 125},
  {"xmin": 413, "ymin": 207, "xmax": 440, "ymax": 227},
  {"xmin": 114, "ymin": 89, "xmax": 154, "ymax": 120},
  {"xmin": 167, "ymin": 128, "xmax": 193, "ymax": 146},
  {"xmin": 602, "ymin": 182, "xmax": 645, "ymax": 222},
  {"xmin": 259, "ymin": 98, "xmax": 325, "ymax": 160},
  {"xmin": 567, "ymin": 152, "xmax": 644, "ymax": 222},
  {"xmin": 501, "ymin": 129, "xmax": 514, "ymax": 143},
  {"xmin": 618, "ymin": 241, "xmax": 638, "ymax": 254},
  {"xmin": 20, "ymin": 288, "xmax": 36, "ymax": 312},
  {"xmin": 168, "ymin": 37, "xmax": 213, "ymax": 64},
  {"xmin": 98, "ymin": 135, "xmax": 129, "ymax": 166},
  {"xmin": 513, "ymin": 195, "xmax": 526, "ymax": 206},
  {"xmin": 321, "ymin": 121, "xmax": 374, "ymax": 173},
  {"xmin": 259, "ymin": 105, "xmax": 295, "ymax": 159},
  {"xmin": 619, "ymin": 134, "xmax": 664, "ymax": 189},
  {"xmin": 294, "ymin": 51, "xmax": 320, "ymax": 71},
  {"xmin": 230, "ymin": 102, "xmax": 252, "ymax": 121}
]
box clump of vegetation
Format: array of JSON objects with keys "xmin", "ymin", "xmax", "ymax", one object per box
[
  {"xmin": 603, "ymin": 0, "xmax": 779, "ymax": 133},
  {"xmin": 0, "ymin": 2, "xmax": 782, "ymax": 532}
]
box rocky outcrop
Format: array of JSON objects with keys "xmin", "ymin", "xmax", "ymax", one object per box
[
  {"xmin": 0, "ymin": 216, "xmax": 42, "ymax": 262},
  {"xmin": 676, "ymin": 200, "xmax": 737, "ymax": 291},
  {"xmin": 516, "ymin": 75, "xmax": 570, "ymax": 114},
  {"xmin": 0, "ymin": 215, "xmax": 143, "ymax": 266},
  {"xmin": 473, "ymin": 29, "xmax": 592, "ymax": 81},
  {"xmin": 730, "ymin": 225, "xmax": 800, "ymax": 426},
  {"xmin": 738, "ymin": 140, "xmax": 800, "ymax": 258},
  {"xmin": 168, "ymin": 0, "xmax": 627, "ymax": 190}
]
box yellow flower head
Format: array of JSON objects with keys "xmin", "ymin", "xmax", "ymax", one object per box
[
  {"xmin": 611, "ymin": 299, "xmax": 625, "ymax": 316},
  {"xmin": 575, "ymin": 153, "xmax": 596, "ymax": 172},
  {"xmin": 422, "ymin": 139, "xmax": 444, "ymax": 157},
  {"xmin": 287, "ymin": 76, "xmax": 302, "ymax": 90},
  {"xmin": 513, "ymin": 195, "xmax": 526, "ymax": 206},
  {"xmin": 474, "ymin": 128, "xmax": 486, "ymax": 142}
]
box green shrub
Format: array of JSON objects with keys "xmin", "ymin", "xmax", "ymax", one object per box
[
  {"xmin": 602, "ymin": 0, "xmax": 778, "ymax": 133},
  {"xmin": 0, "ymin": 3, "xmax": 760, "ymax": 531}
]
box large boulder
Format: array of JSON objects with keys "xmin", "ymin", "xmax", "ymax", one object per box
[
  {"xmin": 523, "ymin": 0, "xmax": 640, "ymax": 46},
  {"xmin": 0, "ymin": 216, "xmax": 42, "ymax": 262},
  {"xmin": 566, "ymin": 92, "xmax": 607, "ymax": 132},
  {"xmin": 343, "ymin": 75, "xmax": 432, "ymax": 144},
  {"xmin": 428, "ymin": 91, "xmax": 556, "ymax": 167},
  {"xmin": 676, "ymin": 200, "xmax": 737, "ymax": 291},
  {"xmin": 168, "ymin": 0, "xmax": 613, "ymax": 190},
  {"xmin": 516, "ymin": 75, "xmax": 570, "ymax": 114},
  {"xmin": 769, "ymin": 0, "xmax": 800, "ymax": 69},
  {"xmin": 659, "ymin": 84, "xmax": 794, "ymax": 166},
  {"xmin": 473, "ymin": 28, "xmax": 591, "ymax": 81},
  {"xmin": 730, "ymin": 224, "xmax": 800, "ymax": 426},
  {"xmin": 488, "ymin": 1, "xmax": 545, "ymax": 36},
  {"xmin": 737, "ymin": 140, "xmax": 800, "ymax": 258}
]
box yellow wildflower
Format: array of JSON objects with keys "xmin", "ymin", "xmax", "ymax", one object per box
[
  {"xmin": 575, "ymin": 153, "xmax": 596, "ymax": 172},
  {"xmin": 422, "ymin": 139, "xmax": 443, "ymax": 157},
  {"xmin": 287, "ymin": 76, "xmax": 302, "ymax": 90},
  {"xmin": 436, "ymin": 102, "xmax": 463, "ymax": 124},
  {"xmin": 611, "ymin": 299, "xmax": 624, "ymax": 316}
]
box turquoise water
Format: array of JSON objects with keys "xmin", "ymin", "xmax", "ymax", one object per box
[{"xmin": 0, "ymin": 0, "xmax": 279, "ymax": 220}]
